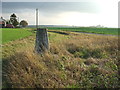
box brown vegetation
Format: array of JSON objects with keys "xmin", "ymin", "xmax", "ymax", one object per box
[{"xmin": 2, "ymin": 31, "xmax": 119, "ymax": 88}]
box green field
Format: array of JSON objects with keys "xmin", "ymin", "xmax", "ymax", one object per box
[
  {"xmin": 48, "ymin": 27, "xmax": 118, "ymax": 35},
  {"xmin": 1, "ymin": 28, "xmax": 33, "ymax": 44},
  {"xmin": 1, "ymin": 27, "xmax": 118, "ymax": 44}
]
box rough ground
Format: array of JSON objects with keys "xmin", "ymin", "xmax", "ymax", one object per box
[{"xmin": 2, "ymin": 31, "xmax": 119, "ymax": 88}]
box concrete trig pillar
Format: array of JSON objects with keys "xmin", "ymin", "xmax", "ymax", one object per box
[{"xmin": 35, "ymin": 28, "xmax": 49, "ymax": 53}]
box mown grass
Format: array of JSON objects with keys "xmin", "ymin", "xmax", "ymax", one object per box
[
  {"xmin": 48, "ymin": 27, "xmax": 118, "ymax": 35},
  {"xmin": 1, "ymin": 28, "xmax": 33, "ymax": 44},
  {"xmin": 2, "ymin": 30, "xmax": 119, "ymax": 88}
]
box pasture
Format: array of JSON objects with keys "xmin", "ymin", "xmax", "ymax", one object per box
[
  {"xmin": 2, "ymin": 28, "xmax": 119, "ymax": 88},
  {"xmin": 2, "ymin": 28, "xmax": 33, "ymax": 44},
  {"xmin": 48, "ymin": 27, "xmax": 118, "ymax": 35},
  {"xmin": 1, "ymin": 27, "xmax": 118, "ymax": 44}
]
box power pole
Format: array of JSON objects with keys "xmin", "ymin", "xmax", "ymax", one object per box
[{"xmin": 36, "ymin": 8, "xmax": 38, "ymax": 29}]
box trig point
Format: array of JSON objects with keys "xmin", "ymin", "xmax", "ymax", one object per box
[{"xmin": 35, "ymin": 28, "xmax": 49, "ymax": 53}]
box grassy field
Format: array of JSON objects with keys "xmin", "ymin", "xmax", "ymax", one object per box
[
  {"xmin": 2, "ymin": 28, "xmax": 119, "ymax": 88},
  {"xmin": 1, "ymin": 28, "xmax": 33, "ymax": 44},
  {"xmin": 1, "ymin": 27, "xmax": 118, "ymax": 44},
  {"xmin": 48, "ymin": 27, "xmax": 118, "ymax": 35}
]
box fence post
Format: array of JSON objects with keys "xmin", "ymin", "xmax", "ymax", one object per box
[{"xmin": 35, "ymin": 28, "xmax": 49, "ymax": 54}]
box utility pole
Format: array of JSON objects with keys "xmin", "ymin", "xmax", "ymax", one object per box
[{"xmin": 36, "ymin": 8, "xmax": 38, "ymax": 29}]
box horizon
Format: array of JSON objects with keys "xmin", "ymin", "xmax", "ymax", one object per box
[
  {"xmin": 2, "ymin": 0, "xmax": 119, "ymax": 28},
  {"xmin": 28, "ymin": 25, "xmax": 118, "ymax": 28}
]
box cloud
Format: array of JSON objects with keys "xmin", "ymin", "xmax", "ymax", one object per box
[
  {"xmin": 2, "ymin": 1, "xmax": 118, "ymax": 27},
  {"xmin": 2, "ymin": 2, "xmax": 100, "ymax": 14}
]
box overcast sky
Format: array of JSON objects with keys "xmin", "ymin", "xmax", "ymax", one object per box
[{"xmin": 1, "ymin": 0, "xmax": 119, "ymax": 27}]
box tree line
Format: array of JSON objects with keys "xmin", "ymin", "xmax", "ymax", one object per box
[{"xmin": 7, "ymin": 13, "xmax": 28, "ymax": 28}]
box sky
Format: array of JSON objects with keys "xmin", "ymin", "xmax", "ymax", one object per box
[{"xmin": 1, "ymin": 0, "xmax": 119, "ymax": 28}]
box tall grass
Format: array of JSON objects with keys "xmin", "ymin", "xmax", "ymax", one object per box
[{"xmin": 2, "ymin": 31, "xmax": 119, "ymax": 88}]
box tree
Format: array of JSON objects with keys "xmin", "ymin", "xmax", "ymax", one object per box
[
  {"xmin": 20, "ymin": 20, "xmax": 28, "ymax": 27},
  {"xmin": 10, "ymin": 13, "xmax": 19, "ymax": 27},
  {"xmin": 10, "ymin": 13, "xmax": 17, "ymax": 18}
]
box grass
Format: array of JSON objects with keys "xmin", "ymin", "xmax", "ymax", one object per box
[
  {"xmin": 48, "ymin": 27, "xmax": 118, "ymax": 35},
  {"xmin": 1, "ymin": 28, "xmax": 33, "ymax": 44},
  {"xmin": 2, "ymin": 29, "xmax": 119, "ymax": 88}
]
